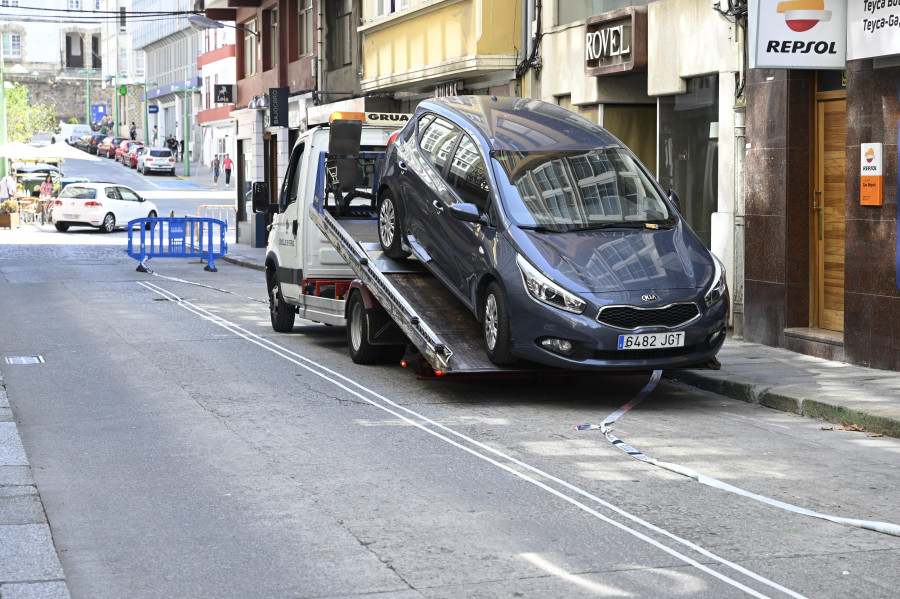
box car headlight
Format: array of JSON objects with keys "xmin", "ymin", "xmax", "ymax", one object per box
[
  {"xmin": 704, "ymin": 255, "xmax": 727, "ymax": 308},
  {"xmin": 517, "ymin": 254, "xmax": 586, "ymax": 314}
]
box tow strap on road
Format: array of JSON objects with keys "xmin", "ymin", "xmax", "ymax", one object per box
[{"xmin": 574, "ymin": 370, "xmax": 900, "ymax": 538}]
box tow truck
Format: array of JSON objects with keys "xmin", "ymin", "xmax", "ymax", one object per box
[{"xmin": 252, "ymin": 112, "xmax": 520, "ymax": 376}]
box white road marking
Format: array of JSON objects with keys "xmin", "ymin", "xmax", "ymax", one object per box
[{"xmin": 139, "ymin": 280, "xmax": 807, "ymax": 599}]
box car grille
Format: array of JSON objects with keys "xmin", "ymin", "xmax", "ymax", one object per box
[{"xmin": 597, "ymin": 303, "xmax": 700, "ymax": 330}]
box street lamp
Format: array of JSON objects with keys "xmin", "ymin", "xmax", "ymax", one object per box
[
  {"xmin": 77, "ymin": 69, "xmax": 97, "ymax": 129},
  {"xmin": 134, "ymin": 81, "xmax": 157, "ymax": 146},
  {"xmin": 172, "ymin": 85, "xmax": 201, "ymax": 176}
]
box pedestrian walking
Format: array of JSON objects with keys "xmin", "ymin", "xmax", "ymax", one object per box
[
  {"xmin": 223, "ymin": 154, "xmax": 233, "ymax": 186},
  {"xmin": 152, "ymin": 125, "xmax": 158, "ymax": 147},
  {"xmin": 129, "ymin": 122, "xmax": 137, "ymax": 141},
  {"xmin": 179, "ymin": 139, "xmax": 185, "ymax": 162},
  {"xmin": 212, "ymin": 155, "xmax": 220, "ymax": 184},
  {"xmin": 39, "ymin": 174, "xmax": 54, "ymax": 200}
]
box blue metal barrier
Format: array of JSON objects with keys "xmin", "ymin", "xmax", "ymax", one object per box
[{"xmin": 126, "ymin": 217, "xmax": 228, "ymax": 272}]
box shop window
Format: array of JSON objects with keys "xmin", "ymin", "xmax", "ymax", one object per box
[{"xmin": 657, "ymin": 74, "xmax": 719, "ymax": 248}]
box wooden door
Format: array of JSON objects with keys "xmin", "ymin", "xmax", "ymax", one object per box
[{"xmin": 813, "ymin": 98, "xmax": 846, "ymax": 332}]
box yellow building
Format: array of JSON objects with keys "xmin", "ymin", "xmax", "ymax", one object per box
[{"xmin": 359, "ymin": 0, "xmax": 522, "ymax": 107}]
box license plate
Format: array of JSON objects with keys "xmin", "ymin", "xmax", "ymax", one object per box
[
  {"xmin": 617, "ymin": 332, "xmax": 684, "ymax": 350},
  {"xmin": 62, "ymin": 213, "xmax": 79, "ymax": 219}
]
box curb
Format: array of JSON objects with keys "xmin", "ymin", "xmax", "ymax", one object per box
[{"xmin": 665, "ymin": 369, "xmax": 900, "ymax": 439}]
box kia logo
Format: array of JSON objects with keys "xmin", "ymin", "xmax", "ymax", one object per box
[{"xmin": 641, "ymin": 294, "xmax": 659, "ymax": 302}]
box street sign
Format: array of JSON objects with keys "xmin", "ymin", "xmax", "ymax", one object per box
[{"xmin": 148, "ymin": 105, "xmax": 159, "ymax": 114}]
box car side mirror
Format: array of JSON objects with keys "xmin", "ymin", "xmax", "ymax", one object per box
[
  {"xmin": 252, "ymin": 181, "xmax": 276, "ymax": 214},
  {"xmin": 448, "ymin": 203, "xmax": 487, "ymax": 226},
  {"xmin": 668, "ymin": 189, "xmax": 682, "ymax": 214}
]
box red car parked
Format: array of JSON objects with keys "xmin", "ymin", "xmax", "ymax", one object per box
[
  {"xmin": 97, "ymin": 136, "xmax": 126, "ymax": 158},
  {"xmin": 125, "ymin": 144, "xmax": 144, "ymax": 168},
  {"xmin": 116, "ymin": 140, "xmax": 140, "ymax": 164}
]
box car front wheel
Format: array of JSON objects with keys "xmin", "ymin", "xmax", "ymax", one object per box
[
  {"xmin": 378, "ymin": 191, "xmax": 409, "ymax": 259},
  {"xmin": 483, "ymin": 282, "xmax": 516, "ymax": 365},
  {"xmin": 267, "ymin": 269, "xmax": 295, "ymax": 332},
  {"xmin": 99, "ymin": 213, "xmax": 115, "ymax": 233}
]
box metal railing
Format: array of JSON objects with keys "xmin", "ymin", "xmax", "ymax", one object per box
[
  {"xmin": 126, "ymin": 217, "xmax": 228, "ymax": 272},
  {"xmin": 197, "ymin": 204, "xmax": 236, "ymax": 229}
]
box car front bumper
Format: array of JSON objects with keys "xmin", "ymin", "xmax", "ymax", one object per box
[{"xmin": 505, "ymin": 288, "xmax": 729, "ymax": 372}]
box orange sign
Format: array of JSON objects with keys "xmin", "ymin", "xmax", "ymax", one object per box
[{"xmin": 860, "ymin": 143, "xmax": 883, "ymax": 206}]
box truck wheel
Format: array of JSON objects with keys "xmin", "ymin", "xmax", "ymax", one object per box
[
  {"xmin": 268, "ymin": 270, "xmax": 295, "ymax": 332},
  {"xmin": 483, "ymin": 282, "xmax": 516, "ymax": 365},
  {"xmin": 347, "ymin": 292, "xmax": 379, "ymax": 364},
  {"xmin": 378, "ymin": 191, "xmax": 409, "ymax": 259}
]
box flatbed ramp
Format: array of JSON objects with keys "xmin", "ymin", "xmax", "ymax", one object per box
[{"xmin": 313, "ymin": 207, "xmax": 542, "ymax": 374}]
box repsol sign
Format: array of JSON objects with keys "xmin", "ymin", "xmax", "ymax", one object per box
[
  {"xmin": 765, "ymin": 40, "xmax": 838, "ymax": 55},
  {"xmin": 584, "ymin": 7, "xmax": 647, "ymax": 77}
]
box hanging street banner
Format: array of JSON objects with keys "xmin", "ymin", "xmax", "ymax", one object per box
[
  {"xmin": 848, "ymin": 1, "xmax": 900, "ymax": 60},
  {"xmin": 751, "ymin": 0, "xmax": 847, "ymax": 69}
]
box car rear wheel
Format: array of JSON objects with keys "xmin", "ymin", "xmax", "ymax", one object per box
[
  {"xmin": 145, "ymin": 210, "xmax": 157, "ymax": 230},
  {"xmin": 100, "ymin": 213, "xmax": 115, "ymax": 233},
  {"xmin": 347, "ymin": 292, "xmax": 380, "ymax": 364},
  {"xmin": 378, "ymin": 191, "xmax": 409, "ymax": 259},
  {"xmin": 267, "ymin": 269, "xmax": 295, "ymax": 333},
  {"xmin": 483, "ymin": 282, "xmax": 516, "ymax": 365},
  {"xmin": 54, "ymin": 223, "xmax": 69, "ymax": 232}
]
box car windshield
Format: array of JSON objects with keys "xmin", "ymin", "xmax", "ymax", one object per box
[
  {"xmin": 59, "ymin": 187, "xmax": 97, "ymax": 200},
  {"xmin": 492, "ymin": 149, "xmax": 675, "ymax": 232}
]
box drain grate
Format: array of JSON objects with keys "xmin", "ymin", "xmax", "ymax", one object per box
[{"xmin": 5, "ymin": 356, "xmax": 45, "ymax": 365}]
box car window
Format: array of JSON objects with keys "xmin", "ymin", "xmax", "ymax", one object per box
[
  {"xmin": 416, "ymin": 114, "xmax": 436, "ymax": 143},
  {"xmin": 494, "ymin": 148, "xmax": 674, "ymax": 230},
  {"xmin": 150, "ymin": 149, "xmax": 171, "ymax": 157},
  {"xmin": 59, "ymin": 187, "xmax": 97, "ymax": 199},
  {"xmin": 445, "ymin": 134, "xmax": 491, "ymax": 213},
  {"xmin": 280, "ymin": 142, "xmax": 305, "ymax": 210},
  {"xmin": 105, "ymin": 187, "xmax": 122, "ymax": 200},
  {"xmin": 118, "ymin": 188, "xmax": 140, "ymax": 202},
  {"xmin": 419, "ymin": 116, "xmax": 460, "ymax": 175}
]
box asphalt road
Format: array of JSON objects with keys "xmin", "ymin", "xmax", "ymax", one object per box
[{"xmin": 1, "ymin": 162, "xmax": 900, "ymax": 598}]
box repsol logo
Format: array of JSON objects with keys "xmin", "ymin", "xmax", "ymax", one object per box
[{"xmin": 765, "ymin": 40, "xmax": 837, "ymax": 54}]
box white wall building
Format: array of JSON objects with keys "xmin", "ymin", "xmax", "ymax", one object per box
[
  {"xmin": 0, "ymin": 1, "xmax": 101, "ymax": 72},
  {"xmin": 131, "ymin": 0, "xmax": 201, "ymax": 153},
  {"xmin": 197, "ymin": 26, "xmax": 237, "ymax": 170}
]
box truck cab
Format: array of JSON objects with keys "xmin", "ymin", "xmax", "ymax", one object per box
[{"xmin": 252, "ymin": 113, "xmax": 401, "ymax": 331}]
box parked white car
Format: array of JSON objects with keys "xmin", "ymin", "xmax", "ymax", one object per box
[
  {"xmin": 136, "ymin": 147, "xmax": 176, "ymax": 175},
  {"xmin": 50, "ymin": 183, "xmax": 158, "ymax": 233}
]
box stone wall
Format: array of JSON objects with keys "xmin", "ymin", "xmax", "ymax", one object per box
[{"xmin": 7, "ymin": 74, "xmax": 148, "ymax": 137}]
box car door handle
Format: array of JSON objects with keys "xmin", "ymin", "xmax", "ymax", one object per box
[
  {"xmin": 292, "ymin": 220, "xmax": 298, "ymax": 236},
  {"xmin": 432, "ymin": 200, "xmax": 444, "ymax": 213}
]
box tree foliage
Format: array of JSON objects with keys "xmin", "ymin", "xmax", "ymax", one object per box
[{"xmin": 5, "ymin": 82, "xmax": 56, "ymax": 142}]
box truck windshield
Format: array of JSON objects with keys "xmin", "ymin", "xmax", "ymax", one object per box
[{"xmin": 491, "ymin": 149, "xmax": 674, "ymax": 232}]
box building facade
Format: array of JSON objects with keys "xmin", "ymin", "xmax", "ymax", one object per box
[
  {"xmin": 132, "ymin": 0, "xmax": 201, "ymax": 153},
  {"xmin": 197, "ymin": 25, "xmax": 237, "ymax": 168},
  {"xmin": 744, "ymin": 2, "xmax": 900, "ymax": 370}
]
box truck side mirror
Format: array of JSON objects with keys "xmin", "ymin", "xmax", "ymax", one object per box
[
  {"xmin": 252, "ymin": 181, "xmax": 275, "ymax": 214},
  {"xmin": 668, "ymin": 189, "xmax": 682, "ymax": 214}
]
